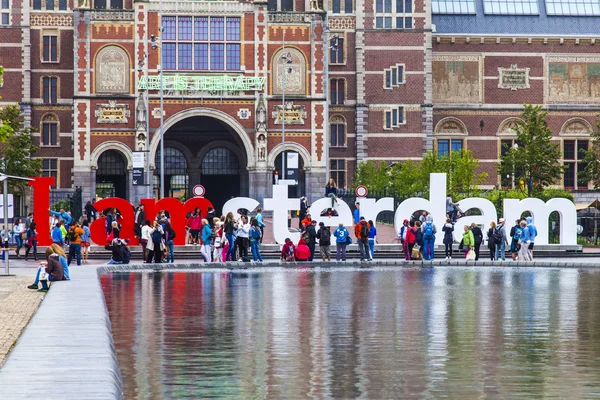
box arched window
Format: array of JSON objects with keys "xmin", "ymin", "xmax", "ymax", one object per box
[
  {"xmin": 202, "ymin": 147, "xmax": 239, "ymax": 175},
  {"xmin": 98, "ymin": 150, "xmax": 126, "ymax": 175},
  {"xmin": 40, "ymin": 113, "xmax": 58, "ymax": 146},
  {"xmin": 155, "ymin": 147, "xmax": 189, "ymax": 194},
  {"xmin": 330, "ymin": 115, "xmax": 346, "ymax": 147},
  {"xmin": 434, "ymin": 118, "xmax": 467, "ymax": 157}
]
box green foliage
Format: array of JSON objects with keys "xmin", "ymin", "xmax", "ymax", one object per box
[
  {"xmin": 498, "ymin": 105, "xmax": 564, "ymax": 196},
  {"xmin": 0, "ymin": 105, "xmax": 42, "ymax": 192},
  {"xmin": 51, "ymin": 199, "xmax": 70, "ymax": 212},
  {"xmin": 581, "ymin": 118, "xmax": 600, "ymax": 188},
  {"xmin": 0, "ymin": 66, "xmax": 11, "ymax": 142},
  {"xmin": 354, "ymin": 149, "xmax": 487, "ymax": 199},
  {"xmin": 484, "ymin": 188, "xmax": 573, "ymax": 215}
]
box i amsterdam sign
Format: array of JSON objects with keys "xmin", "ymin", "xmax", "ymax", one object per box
[
  {"xmin": 137, "ymin": 74, "xmax": 265, "ymax": 95},
  {"xmin": 28, "ymin": 174, "xmax": 576, "ymax": 247}
]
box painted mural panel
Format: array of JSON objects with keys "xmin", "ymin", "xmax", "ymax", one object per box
[
  {"xmin": 433, "ymin": 55, "xmax": 481, "ymax": 104},
  {"xmin": 548, "ymin": 56, "xmax": 600, "ymax": 103}
]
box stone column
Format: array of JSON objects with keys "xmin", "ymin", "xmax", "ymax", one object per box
[
  {"xmin": 249, "ymin": 169, "xmax": 272, "ymax": 206},
  {"xmin": 305, "ymin": 167, "xmax": 326, "ymax": 204}
]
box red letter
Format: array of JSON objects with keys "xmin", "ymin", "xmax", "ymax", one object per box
[
  {"xmin": 29, "ymin": 177, "xmax": 54, "ymax": 246},
  {"xmin": 90, "ymin": 198, "xmax": 135, "ymax": 245}
]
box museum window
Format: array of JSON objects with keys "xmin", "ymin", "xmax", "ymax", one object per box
[
  {"xmin": 384, "ymin": 64, "xmax": 405, "ymax": 88},
  {"xmin": 432, "ymin": 0, "xmax": 476, "ymax": 13},
  {"xmin": 162, "ymin": 16, "xmax": 241, "ymax": 71},
  {"xmin": 331, "ymin": 0, "xmax": 353, "ymax": 13},
  {"xmin": 268, "ymin": 0, "xmax": 294, "ymax": 11},
  {"xmin": 42, "ymin": 34, "xmax": 58, "ymax": 62},
  {"xmin": 563, "ymin": 139, "xmax": 589, "ymax": 190},
  {"xmin": 94, "ymin": 0, "xmax": 106, "ymax": 8},
  {"xmin": 45, "ymin": 0, "xmax": 53, "ymax": 10},
  {"xmin": 93, "ymin": 0, "xmax": 121, "ymax": 10},
  {"xmin": 110, "ymin": 0, "xmax": 122, "ymax": 9},
  {"xmin": 58, "ymin": 0, "xmax": 66, "ymax": 9},
  {"xmin": 42, "ymin": 77, "xmax": 58, "ymax": 104},
  {"xmin": 41, "ymin": 115, "xmax": 58, "ymax": 146},
  {"xmin": 384, "ymin": 106, "xmax": 405, "ymax": 129},
  {"xmin": 375, "ymin": 0, "xmax": 413, "ymax": 29},
  {"xmin": 330, "ymin": 79, "xmax": 345, "ymax": 105},
  {"xmin": 330, "ymin": 116, "xmax": 346, "ymax": 147},
  {"xmin": 42, "ymin": 159, "xmax": 58, "ymax": 188},
  {"xmin": 437, "ymin": 139, "xmax": 463, "ymax": 157},
  {"xmin": 330, "ymin": 159, "xmax": 346, "ymax": 188},
  {"xmin": 546, "ymin": 0, "xmax": 600, "ymax": 15},
  {"xmin": 1, "ymin": 0, "xmax": 9, "ymax": 25},
  {"xmin": 330, "ymin": 35, "xmax": 344, "ymax": 64},
  {"xmin": 33, "ymin": 0, "xmax": 41, "ymax": 10},
  {"xmin": 483, "ymin": 0, "xmax": 539, "ymax": 15}
]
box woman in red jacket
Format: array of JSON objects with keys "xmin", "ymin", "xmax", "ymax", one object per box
[
  {"xmin": 295, "ymin": 238, "xmax": 311, "ymax": 261},
  {"xmin": 188, "ymin": 208, "xmax": 202, "ymax": 245},
  {"xmin": 406, "ymin": 220, "xmax": 417, "ymax": 259}
]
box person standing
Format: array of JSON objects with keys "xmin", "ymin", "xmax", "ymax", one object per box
[
  {"xmin": 66, "ymin": 222, "xmax": 84, "ymax": 266},
  {"xmin": 147, "ymin": 221, "xmax": 164, "ymax": 264},
  {"xmin": 299, "ymin": 197, "xmax": 309, "ymax": 229},
  {"xmin": 317, "ymin": 222, "xmax": 331, "ymax": 261},
  {"xmin": 470, "ymin": 223, "xmax": 483, "ymax": 261},
  {"xmin": 494, "ymin": 218, "xmax": 508, "ymax": 261},
  {"xmin": 51, "ymin": 221, "xmax": 64, "ymax": 246},
  {"xmin": 255, "ymin": 208, "xmax": 266, "ymax": 243},
  {"xmin": 462, "ymin": 225, "xmax": 475, "ymax": 259},
  {"xmin": 368, "ymin": 220, "xmax": 377, "ymax": 260},
  {"xmin": 353, "ymin": 202, "xmax": 361, "ymax": 225},
  {"xmin": 206, "ymin": 207, "xmax": 216, "ymax": 229},
  {"xmin": 80, "ymin": 220, "xmax": 91, "ymax": 263},
  {"xmin": 518, "ymin": 220, "xmax": 532, "ymax": 262},
  {"xmin": 509, "ymin": 219, "xmax": 522, "ymax": 260},
  {"xmin": 236, "ymin": 215, "xmax": 250, "ymax": 262},
  {"xmin": 333, "ymin": 222, "xmax": 350, "ymax": 261},
  {"xmin": 354, "ymin": 217, "xmax": 371, "ymax": 261},
  {"xmin": 224, "ymin": 212, "xmax": 236, "ymax": 261},
  {"xmin": 134, "ymin": 204, "xmax": 145, "ymax": 240},
  {"xmin": 13, "ymin": 218, "xmax": 25, "ymax": 258},
  {"xmin": 25, "ymin": 213, "xmax": 34, "ymax": 230},
  {"xmin": 249, "ymin": 219, "xmax": 263, "ymax": 262},
  {"xmin": 305, "ymin": 220, "xmax": 318, "ymax": 261},
  {"xmin": 413, "ymin": 221, "xmax": 424, "ymax": 260},
  {"xmin": 487, "ymin": 221, "xmax": 497, "ymax": 261},
  {"xmin": 189, "ymin": 208, "xmax": 202, "ymax": 245},
  {"xmin": 201, "ymin": 219, "xmax": 213, "ymax": 262},
  {"xmin": 141, "ymin": 220, "xmax": 151, "ymax": 263},
  {"xmin": 25, "ymin": 222, "xmax": 38, "ymax": 261},
  {"xmin": 526, "ymin": 216, "xmax": 538, "ymax": 260},
  {"xmin": 407, "ymin": 221, "xmax": 417, "ymax": 259},
  {"xmin": 164, "ymin": 221, "xmax": 176, "ymax": 263},
  {"xmin": 442, "ymin": 218, "xmax": 454, "ymax": 260},
  {"xmin": 399, "ymin": 219, "xmax": 410, "ymax": 260},
  {"xmin": 421, "ymin": 215, "xmax": 437, "ymax": 260},
  {"xmin": 85, "ymin": 200, "xmax": 97, "ymax": 222}
]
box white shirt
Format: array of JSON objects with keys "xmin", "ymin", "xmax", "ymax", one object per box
[
  {"xmin": 141, "ymin": 225, "xmax": 152, "ymax": 242},
  {"xmin": 237, "ymin": 222, "xmax": 250, "ymax": 238}
]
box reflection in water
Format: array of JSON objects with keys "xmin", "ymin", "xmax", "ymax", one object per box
[{"xmin": 101, "ymin": 268, "xmax": 600, "ymax": 399}]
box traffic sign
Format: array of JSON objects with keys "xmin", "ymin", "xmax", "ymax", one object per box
[
  {"xmin": 193, "ymin": 184, "xmax": 206, "ymax": 197},
  {"xmin": 355, "ymin": 185, "xmax": 368, "ymax": 198}
]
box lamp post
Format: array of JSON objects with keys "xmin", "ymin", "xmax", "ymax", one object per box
[
  {"xmin": 138, "ymin": 51, "xmax": 151, "ymax": 200},
  {"xmin": 324, "ymin": 27, "xmax": 339, "ymax": 184},
  {"xmin": 150, "ymin": 4, "xmax": 165, "ymax": 198}
]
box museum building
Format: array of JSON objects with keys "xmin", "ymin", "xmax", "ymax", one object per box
[{"xmin": 0, "ymin": 0, "xmax": 599, "ymax": 210}]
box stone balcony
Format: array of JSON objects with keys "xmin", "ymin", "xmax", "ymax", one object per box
[
  {"xmin": 147, "ymin": 1, "xmax": 256, "ymax": 14},
  {"xmin": 89, "ymin": 10, "xmax": 134, "ymax": 21}
]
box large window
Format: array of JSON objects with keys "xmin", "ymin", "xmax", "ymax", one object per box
[
  {"xmin": 546, "ymin": 0, "xmax": 600, "ymax": 15},
  {"xmin": 375, "ymin": 0, "xmax": 413, "ymax": 29},
  {"xmin": 1, "ymin": 0, "xmax": 9, "ymax": 25},
  {"xmin": 384, "ymin": 106, "xmax": 405, "ymax": 129},
  {"xmin": 483, "ymin": 0, "xmax": 539, "ymax": 14},
  {"xmin": 41, "ymin": 115, "xmax": 58, "ymax": 146},
  {"xmin": 330, "ymin": 116, "xmax": 346, "ymax": 147},
  {"xmin": 564, "ymin": 139, "xmax": 589, "ymax": 189},
  {"xmin": 43, "ymin": 35, "xmax": 58, "ymax": 62},
  {"xmin": 42, "ymin": 159, "xmax": 58, "ymax": 188},
  {"xmin": 33, "ymin": 0, "xmax": 41, "ymax": 10},
  {"xmin": 162, "ymin": 16, "xmax": 240, "ymax": 71},
  {"xmin": 332, "ymin": 0, "xmax": 354, "ymax": 13},
  {"xmin": 437, "ymin": 139, "xmax": 463, "ymax": 157},
  {"xmin": 432, "ymin": 0, "xmax": 476, "ymax": 13},
  {"xmin": 330, "ymin": 159, "xmax": 346, "ymax": 188},
  {"xmin": 42, "ymin": 77, "xmax": 57, "ymax": 104},
  {"xmin": 268, "ymin": 0, "xmax": 294, "ymax": 10},
  {"xmin": 384, "ymin": 64, "xmax": 405, "ymax": 88},
  {"xmin": 330, "ymin": 79, "xmax": 345, "ymax": 105},
  {"xmin": 330, "ymin": 36, "xmax": 344, "ymax": 64}
]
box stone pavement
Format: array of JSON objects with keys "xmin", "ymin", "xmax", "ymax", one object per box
[{"xmin": 0, "ymin": 276, "xmax": 44, "ymax": 368}]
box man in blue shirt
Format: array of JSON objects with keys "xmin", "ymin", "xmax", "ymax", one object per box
[
  {"xmin": 353, "ymin": 202, "xmax": 360, "ymax": 224},
  {"xmin": 50, "ymin": 208, "xmax": 72, "ymax": 227}
]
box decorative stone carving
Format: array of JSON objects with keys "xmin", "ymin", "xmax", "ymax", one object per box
[
  {"xmin": 255, "ymin": 94, "xmax": 268, "ymax": 162},
  {"xmin": 95, "ymin": 100, "xmax": 131, "ymax": 124},
  {"xmin": 434, "ymin": 118, "xmax": 467, "ymax": 135},
  {"xmin": 272, "ymin": 48, "xmax": 306, "ymax": 96},
  {"xmin": 562, "ymin": 119, "xmax": 592, "ymax": 135},
  {"xmin": 498, "ymin": 65, "xmax": 530, "ymax": 90},
  {"xmin": 237, "ymin": 108, "xmax": 251, "ymax": 120},
  {"xmin": 135, "ymin": 93, "xmax": 146, "ymax": 130},
  {"xmin": 548, "ymin": 57, "xmax": 600, "ymax": 103},
  {"xmin": 95, "ymin": 45, "xmax": 130, "ymax": 94},
  {"xmin": 433, "ymin": 56, "xmax": 480, "ymax": 104},
  {"xmin": 78, "ymin": 0, "xmax": 89, "ymax": 9},
  {"xmin": 498, "ymin": 119, "xmax": 522, "ymax": 135},
  {"xmin": 272, "ymin": 102, "xmax": 307, "ymax": 125}
]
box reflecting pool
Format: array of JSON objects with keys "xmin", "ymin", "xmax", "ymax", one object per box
[{"xmin": 101, "ymin": 267, "xmax": 600, "ymax": 399}]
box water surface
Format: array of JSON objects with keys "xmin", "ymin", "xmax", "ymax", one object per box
[{"xmin": 101, "ymin": 267, "xmax": 600, "ymax": 399}]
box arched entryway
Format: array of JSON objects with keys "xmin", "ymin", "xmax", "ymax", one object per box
[
  {"xmin": 154, "ymin": 147, "xmax": 189, "ymax": 198},
  {"xmin": 96, "ymin": 150, "xmax": 128, "ymax": 198},
  {"xmin": 201, "ymin": 147, "xmax": 241, "ymax": 210}
]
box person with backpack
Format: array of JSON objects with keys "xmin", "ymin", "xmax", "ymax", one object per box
[
  {"xmin": 333, "ymin": 222, "xmax": 350, "ymax": 261},
  {"xmin": 367, "ymin": 219, "xmax": 377, "ymax": 260},
  {"xmin": 421, "ymin": 215, "xmax": 437, "ymax": 261},
  {"xmin": 354, "ymin": 217, "xmax": 371, "ymax": 261},
  {"xmin": 249, "ymin": 219, "xmax": 263, "ymax": 262},
  {"xmin": 406, "ymin": 220, "xmax": 416, "ymax": 260},
  {"xmin": 494, "ymin": 218, "xmax": 508, "ymax": 261},
  {"xmin": 413, "ymin": 221, "xmax": 424, "ymax": 260},
  {"xmin": 469, "ymin": 223, "xmax": 483, "ymax": 261},
  {"xmin": 317, "ymin": 222, "xmax": 331, "ymax": 261},
  {"xmin": 304, "ymin": 220, "xmax": 318, "ymax": 261},
  {"xmin": 66, "ymin": 222, "xmax": 84, "ymax": 266},
  {"xmin": 147, "ymin": 221, "xmax": 164, "ymax": 264},
  {"xmin": 487, "ymin": 221, "xmax": 497, "ymax": 261},
  {"xmin": 25, "ymin": 222, "xmax": 39, "ymax": 261},
  {"xmin": 201, "ymin": 218, "xmax": 213, "ymax": 262},
  {"xmin": 526, "ymin": 216, "xmax": 538, "ymax": 260},
  {"xmin": 442, "ymin": 218, "xmax": 454, "ymax": 260},
  {"xmin": 509, "ymin": 219, "xmax": 522, "ymax": 260},
  {"xmin": 163, "ymin": 221, "xmax": 176, "ymax": 263}
]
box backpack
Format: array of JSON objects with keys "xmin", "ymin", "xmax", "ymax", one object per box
[
  {"xmin": 493, "ymin": 226, "xmax": 503, "ymax": 245},
  {"xmin": 152, "ymin": 230, "xmax": 162, "ymax": 243},
  {"xmin": 513, "ymin": 227, "xmax": 522, "ymax": 241},
  {"xmin": 423, "ymin": 222, "xmax": 434, "ymax": 240},
  {"xmin": 66, "ymin": 229, "xmax": 77, "ymax": 242},
  {"xmin": 169, "ymin": 229, "xmax": 176, "ymax": 240},
  {"xmin": 302, "ymin": 229, "xmax": 311, "ymax": 244},
  {"xmin": 360, "ymin": 223, "xmax": 369, "ymax": 239},
  {"xmin": 320, "ymin": 228, "xmax": 330, "ymax": 243},
  {"xmin": 251, "ymin": 227, "xmax": 261, "ymax": 240}
]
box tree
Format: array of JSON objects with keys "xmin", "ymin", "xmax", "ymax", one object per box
[
  {"xmin": 498, "ymin": 105, "xmax": 564, "ymax": 196},
  {"xmin": 0, "ymin": 66, "xmax": 11, "ymax": 142},
  {"xmin": 0, "ymin": 105, "xmax": 42, "ymax": 192},
  {"xmin": 581, "ymin": 118, "xmax": 600, "ymax": 188},
  {"xmin": 421, "ymin": 149, "xmax": 487, "ymax": 198},
  {"xmin": 354, "ymin": 160, "xmax": 392, "ymax": 193}
]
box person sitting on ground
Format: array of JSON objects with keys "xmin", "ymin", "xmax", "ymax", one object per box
[
  {"xmin": 28, "ymin": 247, "xmax": 67, "ymax": 292},
  {"xmin": 281, "ymin": 238, "xmax": 296, "ymax": 262},
  {"xmin": 295, "ymin": 238, "xmax": 311, "ymax": 261},
  {"xmin": 50, "ymin": 243, "xmax": 70, "ymax": 280},
  {"xmin": 105, "ymin": 238, "xmax": 131, "ymax": 265}
]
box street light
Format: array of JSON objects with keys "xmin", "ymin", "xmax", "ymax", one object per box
[
  {"xmin": 0, "ymin": 173, "xmax": 33, "ymax": 276},
  {"xmin": 324, "ymin": 28, "xmax": 339, "ymax": 185},
  {"xmin": 138, "ymin": 52, "xmax": 151, "ymax": 200},
  {"xmin": 150, "ymin": 26, "xmax": 165, "ymax": 198}
]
